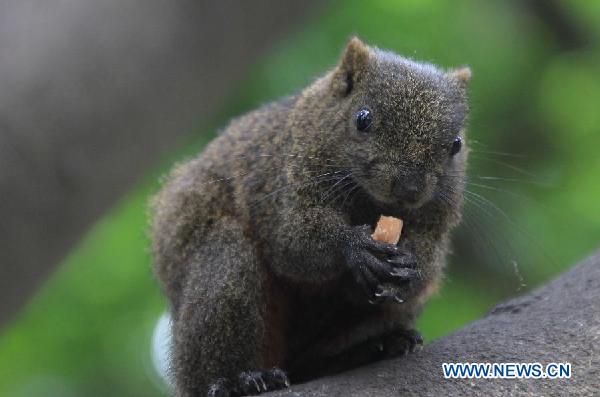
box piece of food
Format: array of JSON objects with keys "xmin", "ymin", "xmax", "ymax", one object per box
[{"xmin": 371, "ymin": 216, "xmax": 403, "ymax": 245}]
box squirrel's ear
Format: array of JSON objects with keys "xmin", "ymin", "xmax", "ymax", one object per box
[
  {"xmin": 332, "ymin": 36, "xmax": 372, "ymax": 96},
  {"xmin": 447, "ymin": 67, "xmax": 472, "ymax": 89}
]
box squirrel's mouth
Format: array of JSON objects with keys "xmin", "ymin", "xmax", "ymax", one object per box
[
  {"xmin": 354, "ymin": 171, "xmax": 434, "ymax": 211},
  {"xmin": 362, "ymin": 186, "xmax": 431, "ymax": 215},
  {"xmin": 399, "ymin": 196, "xmax": 429, "ymax": 210}
]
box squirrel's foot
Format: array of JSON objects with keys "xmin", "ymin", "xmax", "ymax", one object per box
[
  {"xmin": 344, "ymin": 225, "xmax": 418, "ymax": 304},
  {"xmin": 341, "ymin": 328, "xmax": 423, "ymax": 362},
  {"xmin": 306, "ymin": 329, "xmax": 423, "ymax": 377},
  {"xmin": 207, "ymin": 368, "xmax": 290, "ymax": 397},
  {"xmin": 382, "ymin": 328, "xmax": 423, "ymax": 358}
]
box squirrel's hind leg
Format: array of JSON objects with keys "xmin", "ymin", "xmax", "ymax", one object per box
[
  {"xmin": 171, "ymin": 218, "xmax": 288, "ymax": 397},
  {"xmin": 289, "ymin": 305, "xmax": 423, "ymax": 383},
  {"xmin": 291, "ymin": 327, "xmax": 422, "ymax": 382}
]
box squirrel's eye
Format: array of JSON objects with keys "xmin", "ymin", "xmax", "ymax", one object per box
[
  {"xmin": 450, "ymin": 136, "xmax": 462, "ymax": 156},
  {"xmin": 355, "ymin": 108, "xmax": 373, "ymax": 132}
]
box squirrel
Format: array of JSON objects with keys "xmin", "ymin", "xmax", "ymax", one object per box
[{"xmin": 151, "ymin": 37, "xmax": 471, "ymax": 397}]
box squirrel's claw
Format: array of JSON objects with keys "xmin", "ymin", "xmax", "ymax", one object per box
[
  {"xmin": 388, "ymin": 267, "xmax": 418, "ymax": 280},
  {"xmin": 393, "ymin": 295, "xmax": 404, "ymax": 304},
  {"xmin": 207, "ymin": 378, "xmax": 231, "ymax": 397},
  {"xmin": 381, "ymin": 329, "xmax": 424, "ymax": 358},
  {"xmin": 237, "ymin": 371, "xmax": 264, "ymax": 395},
  {"xmin": 400, "ymin": 329, "xmax": 424, "ymax": 353},
  {"xmin": 386, "ymin": 247, "xmax": 417, "ymax": 268},
  {"xmin": 373, "ymin": 285, "xmax": 405, "ymax": 304},
  {"xmin": 264, "ymin": 367, "xmax": 290, "ymax": 389},
  {"xmin": 228, "ymin": 368, "xmax": 289, "ymax": 396}
]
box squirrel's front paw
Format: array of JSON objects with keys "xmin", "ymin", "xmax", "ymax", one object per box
[{"xmin": 344, "ymin": 225, "xmax": 418, "ymax": 304}]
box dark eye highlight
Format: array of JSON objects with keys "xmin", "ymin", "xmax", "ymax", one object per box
[
  {"xmin": 355, "ymin": 108, "xmax": 373, "ymax": 132},
  {"xmin": 450, "ymin": 136, "xmax": 462, "ymax": 156}
]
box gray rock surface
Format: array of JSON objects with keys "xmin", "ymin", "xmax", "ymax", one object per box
[{"xmin": 268, "ymin": 249, "xmax": 600, "ymax": 396}]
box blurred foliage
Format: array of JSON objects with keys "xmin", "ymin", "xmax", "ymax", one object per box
[{"xmin": 1, "ymin": 0, "xmax": 600, "ymax": 395}]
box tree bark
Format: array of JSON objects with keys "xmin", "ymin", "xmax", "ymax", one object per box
[
  {"xmin": 0, "ymin": 0, "xmax": 322, "ymax": 326},
  {"xmin": 267, "ymin": 249, "xmax": 600, "ymax": 396}
]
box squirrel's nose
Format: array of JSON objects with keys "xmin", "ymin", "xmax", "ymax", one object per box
[{"xmin": 392, "ymin": 176, "xmax": 422, "ymax": 203}]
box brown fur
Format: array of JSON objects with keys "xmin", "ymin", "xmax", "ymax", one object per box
[{"xmin": 261, "ymin": 272, "xmax": 289, "ymax": 368}]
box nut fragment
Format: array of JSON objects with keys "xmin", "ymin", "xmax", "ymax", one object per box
[{"xmin": 371, "ymin": 216, "xmax": 403, "ymax": 245}]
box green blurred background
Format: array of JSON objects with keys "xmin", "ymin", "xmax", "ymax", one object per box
[{"xmin": 2, "ymin": 0, "xmax": 600, "ymax": 395}]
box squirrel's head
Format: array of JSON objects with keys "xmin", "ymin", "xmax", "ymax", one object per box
[{"xmin": 293, "ymin": 37, "xmax": 470, "ymax": 210}]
